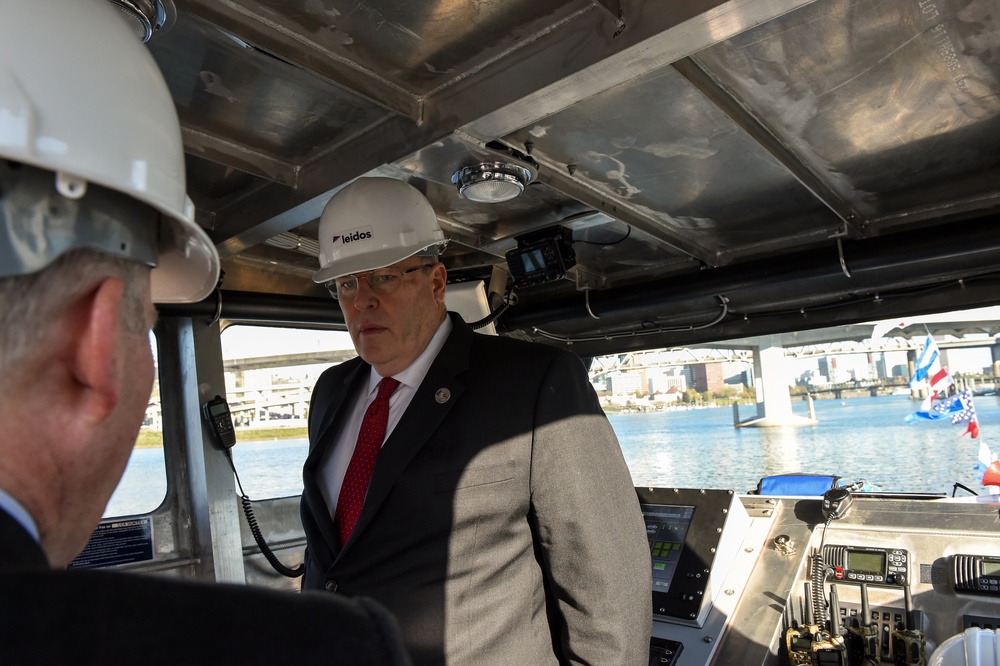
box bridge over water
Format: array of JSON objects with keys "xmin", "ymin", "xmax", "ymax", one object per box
[{"xmin": 590, "ymin": 307, "xmax": 1000, "ymax": 428}]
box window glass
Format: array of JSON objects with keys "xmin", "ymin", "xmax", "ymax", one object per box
[
  {"xmin": 104, "ymin": 332, "xmax": 166, "ymax": 516},
  {"xmin": 599, "ymin": 307, "xmax": 1000, "ymax": 495},
  {"xmin": 221, "ymin": 326, "xmax": 355, "ymax": 499}
]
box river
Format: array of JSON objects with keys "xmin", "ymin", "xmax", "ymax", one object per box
[{"xmin": 104, "ymin": 393, "xmax": 1000, "ymax": 517}]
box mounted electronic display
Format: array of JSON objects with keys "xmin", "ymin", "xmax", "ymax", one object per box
[
  {"xmin": 636, "ymin": 487, "xmax": 752, "ymax": 628},
  {"xmin": 505, "ymin": 226, "xmax": 576, "ymax": 289}
]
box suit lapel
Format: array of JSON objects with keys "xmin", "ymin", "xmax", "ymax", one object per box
[
  {"xmin": 302, "ymin": 359, "xmax": 368, "ymax": 558},
  {"xmin": 309, "ymin": 359, "xmax": 368, "ymax": 458},
  {"xmin": 346, "ymin": 314, "xmax": 473, "ymax": 547},
  {"xmin": 0, "ymin": 509, "xmax": 48, "ymax": 571}
]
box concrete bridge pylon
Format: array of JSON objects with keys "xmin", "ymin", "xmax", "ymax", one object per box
[{"xmin": 735, "ymin": 336, "xmax": 817, "ymax": 428}]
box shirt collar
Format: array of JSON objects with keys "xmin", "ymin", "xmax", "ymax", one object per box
[{"xmin": 368, "ymin": 314, "xmax": 453, "ymax": 392}]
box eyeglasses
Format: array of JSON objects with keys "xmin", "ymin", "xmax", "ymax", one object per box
[{"xmin": 330, "ymin": 263, "xmax": 434, "ymax": 300}]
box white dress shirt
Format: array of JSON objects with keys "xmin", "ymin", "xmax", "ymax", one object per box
[{"xmin": 318, "ymin": 316, "xmax": 453, "ymax": 515}]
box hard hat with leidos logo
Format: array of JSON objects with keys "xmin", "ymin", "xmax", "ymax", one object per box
[
  {"xmin": 314, "ymin": 178, "xmax": 447, "ymax": 284},
  {"xmin": 0, "ymin": 0, "xmax": 219, "ymax": 303}
]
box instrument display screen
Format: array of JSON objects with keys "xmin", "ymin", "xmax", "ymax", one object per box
[
  {"xmin": 643, "ymin": 504, "xmax": 695, "ymax": 594},
  {"xmin": 981, "ymin": 560, "xmax": 1000, "ymax": 577},
  {"xmin": 847, "ymin": 550, "xmax": 886, "ymax": 574}
]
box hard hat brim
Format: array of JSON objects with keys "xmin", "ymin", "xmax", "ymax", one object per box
[
  {"xmin": 151, "ymin": 214, "xmax": 220, "ymax": 303},
  {"xmin": 313, "ymin": 241, "xmax": 446, "ymax": 284}
]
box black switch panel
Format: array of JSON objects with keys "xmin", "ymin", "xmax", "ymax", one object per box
[{"xmin": 649, "ymin": 637, "xmax": 683, "ymax": 666}]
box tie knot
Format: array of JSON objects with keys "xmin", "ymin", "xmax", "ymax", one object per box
[{"xmin": 376, "ymin": 377, "xmax": 400, "ymax": 402}]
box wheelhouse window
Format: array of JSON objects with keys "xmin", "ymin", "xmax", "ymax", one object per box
[
  {"xmin": 600, "ymin": 306, "xmax": 1000, "ymax": 496},
  {"xmin": 220, "ymin": 325, "xmax": 355, "ymax": 499}
]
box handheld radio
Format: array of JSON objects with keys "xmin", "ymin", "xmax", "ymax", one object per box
[
  {"xmin": 847, "ymin": 583, "xmax": 881, "ymax": 666},
  {"xmin": 890, "ymin": 584, "xmax": 926, "ymax": 666},
  {"xmin": 202, "ymin": 394, "xmax": 236, "ymax": 449}
]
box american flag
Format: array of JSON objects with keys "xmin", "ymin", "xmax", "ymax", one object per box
[{"xmin": 929, "ymin": 389, "xmax": 979, "ymax": 438}]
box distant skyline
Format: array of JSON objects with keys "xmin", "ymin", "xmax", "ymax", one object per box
[
  {"xmin": 790, "ymin": 347, "xmax": 994, "ymax": 381},
  {"xmin": 214, "ymin": 306, "xmax": 998, "ymax": 380}
]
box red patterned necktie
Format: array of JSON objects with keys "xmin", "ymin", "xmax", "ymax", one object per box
[{"xmin": 334, "ymin": 376, "xmax": 400, "ymax": 545}]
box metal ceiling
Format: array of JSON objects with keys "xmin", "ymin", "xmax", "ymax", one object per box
[{"xmin": 146, "ymin": 0, "xmax": 1000, "ymax": 356}]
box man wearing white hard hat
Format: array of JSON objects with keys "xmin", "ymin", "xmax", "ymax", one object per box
[
  {"xmin": 0, "ymin": 1, "xmax": 409, "ymax": 663},
  {"xmin": 301, "ymin": 177, "xmax": 652, "ymax": 665}
]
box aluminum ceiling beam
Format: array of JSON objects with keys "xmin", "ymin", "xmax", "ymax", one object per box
[
  {"xmin": 518, "ymin": 278, "xmax": 1000, "ymax": 358},
  {"xmin": 214, "ymin": 115, "xmax": 436, "ymax": 256},
  {"xmin": 204, "ymin": 0, "xmax": 822, "ymax": 253},
  {"xmin": 182, "ymin": 127, "xmax": 298, "ymax": 187},
  {"xmin": 456, "ymin": 0, "xmax": 821, "ymax": 139},
  {"xmin": 529, "ymin": 151, "xmax": 719, "ymax": 265},
  {"xmin": 501, "ymin": 213, "xmax": 1000, "ymax": 329},
  {"xmin": 672, "ymin": 57, "xmax": 868, "ymax": 239},
  {"xmin": 172, "ymin": 0, "xmax": 422, "ymax": 120}
]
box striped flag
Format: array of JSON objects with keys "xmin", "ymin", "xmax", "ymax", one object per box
[
  {"xmin": 909, "ymin": 335, "xmax": 940, "ymax": 390},
  {"xmin": 917, "ymin": 366, "xmax": 954, "ymax": 413},
  {"xmin": 928, "ymin": 367, "xmax": 953, "ymax": 403},
  {"xmin": 904, "ymin": 338, "xmax": 990, "ymax": 488}
]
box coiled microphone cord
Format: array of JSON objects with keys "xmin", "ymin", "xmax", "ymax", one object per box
[{"xmin": 224, "ymin": 448, "xmax": 304, "ymax": 578}]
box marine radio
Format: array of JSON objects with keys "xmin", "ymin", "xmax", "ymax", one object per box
[
  {"xmin": 505, "ymin": 226, "xmax": 576, "ymax": 289},
  {"xmin": 202, "ymin": 394, "xmax": 236, "ymax": 449},
  {"xmin": 824, "ymin": 545, "xmax": 908, "ymax": 587},
  {"xmin": 953, "ymin": 554, "xmax": 1000, "ymax": 595}
]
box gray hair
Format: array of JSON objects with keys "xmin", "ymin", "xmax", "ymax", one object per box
[{"xmin": 0, "ymin": 249, "xmax": 150, "ymax": 379}]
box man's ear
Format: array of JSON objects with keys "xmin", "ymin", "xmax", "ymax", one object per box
[
  {"xmin": 430, "ymin": 262, "xmax": 448, "ymax": 304},
  {"xmin": 68, "ymin": 277, "xmax": 126, "ymax": 419}
]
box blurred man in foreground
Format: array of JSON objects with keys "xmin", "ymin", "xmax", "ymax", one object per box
[{"xmin": 0, "ymin": 1, "xmax": 409, "ymax": 663}]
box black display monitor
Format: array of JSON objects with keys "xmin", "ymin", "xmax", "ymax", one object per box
[{"xmin": 637, "ymin": 487, "xmax": 742, "ymax": 625}]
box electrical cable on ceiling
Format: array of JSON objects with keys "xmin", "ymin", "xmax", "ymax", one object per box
[
  {"xmin": 727, "ymin": 273, "xmax": 1000, "ymax": 321},
  {"xmin": 837, "ymin": 237, "xmax": 852, "ymax": 278},
  {"xmin": 530, "ymin": 295, "xmax": 728, "ymax": 343}
]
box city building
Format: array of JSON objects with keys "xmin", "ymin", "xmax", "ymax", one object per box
[{"xmin": 689, "ymin": 363, "xmax": 725, "ymax": 393}]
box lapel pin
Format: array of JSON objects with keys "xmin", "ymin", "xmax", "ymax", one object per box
[{"xmin": 434, "ymin": 388, "xmax": 451, "ymax": 404}]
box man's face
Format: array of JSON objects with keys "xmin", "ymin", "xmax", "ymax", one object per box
[{"xmin": 339, "ymin": 257, "xmax": 447, "ymax": 376}]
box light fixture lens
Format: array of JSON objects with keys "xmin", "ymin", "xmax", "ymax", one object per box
[
  {"xmin": 453, "ymin": 162, "xmax": 535, "ymax": 203},
  {"xmin": 460, "ymin": 174, "xmax": 523, "ymax": 203}
]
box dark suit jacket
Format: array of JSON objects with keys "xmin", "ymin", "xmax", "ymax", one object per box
[
  {"xmin": 0, "ymin": 509, "xmax": 411, "ymax": 665},
  {"xmin": 301, "ymin": 313, "xmax": 652, "ymax": 665}
]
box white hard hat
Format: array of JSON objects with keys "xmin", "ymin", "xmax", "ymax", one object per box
[
  {"xmin": 313, "ymin": 177, "xmax": 447, "ymax": 284},
  {"xmin": 0, "ymin": 0, "xmax": 219, "ymax": 303}
]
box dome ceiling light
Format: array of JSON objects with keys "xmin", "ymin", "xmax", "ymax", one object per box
[
  {"xmin": 452, "ymin": 143, "xmax": 539, "ymax": 204},
  {"xmin": 452, "ymin": 161, "xmax": 536, "ymax": 203}
]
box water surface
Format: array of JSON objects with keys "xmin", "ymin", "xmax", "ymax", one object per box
[{"xmin": 105, "ymin": 394, "xmax": 1000, "ymax": 516}]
